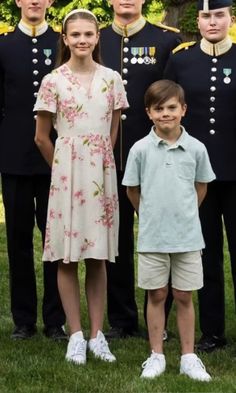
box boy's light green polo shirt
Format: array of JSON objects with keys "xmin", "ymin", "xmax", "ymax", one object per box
[{"xmin": 122, "ymin": 127, "xmax": 216, "ymax": 253}]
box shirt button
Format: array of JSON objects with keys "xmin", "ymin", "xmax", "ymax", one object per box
[
  {"xmin": 33, "ymin": 70, "xmax": 39, "ymax": 75},
  {"xmin": 122, "ymin": 68, "xmax": 128, "ymax": 74},
  {"xmin": 210, "ymin": 118, "xmax": 215, "ymax": 124},
  {"xmin": 32, "ymin": 59, "xmax": 38, "ymax": 64},
  {"xmin": 211, "ymin": 67, "xmax": 217, "ymax": 72},
  {"xmin": 33, "ymin": 81, "xmax": 39, "ymax": 86},
  {"xmin": 34, "ymin": 92, "xmax": 38, "ymax": 97},
  {"xmin": 211, "ymin": 76, "xmax": 216, "ymax": 81},
  {"xmin": 34, "ymin": 115, "xmax": 37, "ymax": 120},
  {"xmin": 32, "ymin": 48, "xmax": 38, "ymax": 53},
  {"xmin": 210, "ymin": 96, "xmax": 216, "ymax": 102},
  {"xmin": 32, "ymin": 38, "xmax": 37, "ymax": 44},
  {"xmin": 210, "ymin": 129, "xmax": 215, "ymax": 135},
  {"xmin": 123, "ymin": 79, "xmax": 128, "ymax": 85},
  {"xmin": 124, "ymin": 37, "xmax": 129, "ymax": 43},
  {"xmin": 210, "ymin": 86, "xmax": 216, "ymax": 92},
  {"xmin": 210, "ymin": 107, "xmax": 215, "ymax": 112},
  {"xmin": 123, "ymin": 47, "xmax": 129, "ymax": 53},
  {"xmin": 123, "ymin": 57, "xmax": 129, "ymax": 63},
  {"xmin": 212, "ymin": 58, "xmax": 218, "ymax": 63},
  {"xmin": 121, "ymin": 114, "xmax": 127, "ymax": 120}
]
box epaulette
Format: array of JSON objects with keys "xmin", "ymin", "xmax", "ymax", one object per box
[
  {"xmin": 156, "ymin": 21, "xmax": 180, "ymax": 34},
  {"xmin": 52, "ymin": 24, "xmax": 62, "ymax": 33},
  {"xmin": 172, "ymin": 41, "xmax": 196, "ymax": 54},
  {"xmin": 0, "ymin": 25, "xmax": 15, "ymax": 35}
]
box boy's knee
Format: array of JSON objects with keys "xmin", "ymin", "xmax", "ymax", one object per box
[
  {"xmin": 148, "ymin": 286, "xmax": 168, "ymax": 304},
  {"xmin": 173, "ymin": 288, "xmax": 192, "ymax": 305}
]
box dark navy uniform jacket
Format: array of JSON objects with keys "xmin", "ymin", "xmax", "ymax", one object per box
[
  {"xmin": 0, "ymin": 25, "xmax": 59, "ymax": 175},
  {"xmin": 164, "ymin": 41, "xmax": 236, "ymax": 181},
  {"xmin": 100, "ymin": 20, "xmax": 181, "ymax": 170}
]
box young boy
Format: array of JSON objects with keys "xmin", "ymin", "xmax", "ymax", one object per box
[{"xmin": 122, "ymin": 80, "xmax": 215, "ymax": 381}]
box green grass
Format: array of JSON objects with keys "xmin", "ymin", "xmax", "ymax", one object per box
[{"xmin": 0, "ymin": 198, "xmax": 236, "ymax": 392}]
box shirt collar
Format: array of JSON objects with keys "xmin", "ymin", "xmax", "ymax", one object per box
[
  {"xmin": 200, "ymin": 36, "xmax": 232, "ymax": 56},
  {"xmin": 112, "ymin": 15, "xmax": 146, "ymax": 37},
  {"xmin": 149, "ymin": 125, "xmax": 188, "ymax": 150},
  {"xmin": 18, "ymin": 19, "xmax": 48, "ymax": 37}
]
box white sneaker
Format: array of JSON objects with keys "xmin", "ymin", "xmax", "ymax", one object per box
[
  {"xmin": 180, "ymin": 353, "xmax": 212, "ymax": 382},
  {"xmin": 88, "ymin": 330, "xmax": 116, "ymax": 362},
  {"xmin": 66, "ymin": 331, "xmax": 87, "ymax": 365},
  {"xmin": 141, "ymin": 351, "xmax": 166, "ymax": 379}
]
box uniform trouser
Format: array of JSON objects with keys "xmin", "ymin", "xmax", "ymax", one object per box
[
  {"xmin": 1, "ymin": 174, "xmax": 65, "ymax": 327},
  {"xmin": 198, "ymin": 180, "xmax": 236, "ymax": 337},
  {"xmin": 106, "ymin": 171, "xmax": 138, "ymax": 330}
]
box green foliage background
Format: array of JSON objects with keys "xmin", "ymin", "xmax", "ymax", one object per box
[{"xmin": 0, "ymin": 0, "xmax": 163, "ymax": 27}]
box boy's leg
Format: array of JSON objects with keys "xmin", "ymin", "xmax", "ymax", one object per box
[
  {"xmin": 173, "ymin": 289, "xmax": 194, "ymax": 354},
  {"xmin": 147, "ymin": 286, "xmax": 168, "ymax": 353},
  {"xmin": 138, "ymin": 253, "xmax": 169, "ymax": 378},
  {"xmin": 172, "ymin": 252, "xmax": 211, "ymax": 382}
]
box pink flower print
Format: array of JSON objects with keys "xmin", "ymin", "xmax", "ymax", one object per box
[
  {"xmin": 93, "ymin": 182, "xmax": 118, "ymax": 228},
  {"xmin": 72, "ymin": 231, "xmax": 79, "ymax": 238},
  {"xmin": 74, "ymin": 190, "xmax": 86, "ymax": 206},
  {"xmin": 64, "ymin": 229, "xmax": 71, "ymax": 238},
  {"xmin": 60, "ymin": 175, "xmax": 68, "ymax": 184},
  {"xmin": 58, "ymin": 211, "xmax": 62, "ymax": 219},
  {"xmin": 101, "ymin": 78, "xmax": 114, "ymax": 122},
  {"xmin": 81, "ymin": 239, "xmax": 95, "ymax": 253},
  {"xmin": 49, "ymin": 209, "xmax": 56, "ymax": 219},
  {"xmin": 39, "ymin": 80, "xmax": 57, "ymax": 108},
  {"xmin": 49, "ymin": 184, "xmax": 60, "ymax": 197},
  {"xmin": 58, "ymin": 96, "xmax": 88, "ymax": 128}
]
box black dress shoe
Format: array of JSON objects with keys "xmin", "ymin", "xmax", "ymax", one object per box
[
  {"xmin": 105, "ymin": 326, "xmax": 146, "ymax": 340},
  {"xmin": 11, "ymin": 325, "xmax": 37, "ymax": 340},
  {"xmin": 43, "ymin": 326, "xmax": 68, "ymax": 341},
  {"xmin": 196, "ymin": 334, "xmax": 227, "ymax": 353}
]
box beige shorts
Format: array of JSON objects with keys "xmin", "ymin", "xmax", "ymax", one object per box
[{"xmin": 138, "ymin": 251, "xmax": 203, "ymax": 291}]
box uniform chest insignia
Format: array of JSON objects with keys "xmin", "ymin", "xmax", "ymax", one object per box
[
  {"xmin": 44, "ymin": 49, "xmax": 52, "ymax": 65},
  {"xmin": 223, "ymin": 68, "xmax": 232, "ymax": 84},
  {"xmin": 172, "ymin": 41, "xmax": 196, "ymax": 54}
]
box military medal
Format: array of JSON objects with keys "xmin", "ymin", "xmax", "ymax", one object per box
[
  {"xmin": 137, "ymin": 47, "xmax": 144, "ymax": 64},
  {"xmin": 130, "ymin": 47, "xmax": 138, "ymax": 64},
  {"xmin": 143, "ymin": 47, "xmax": 150, "ymax": 64},
  {"xmin": 149, "ymin": 47, "xmax": 156, "ymax": 64},
  {"xmin": 223, "ymin": 68, "xmax": 232, "ymax": 84},
  {"xmin": 44, "ymin": 49, "xmax": 52, "ymax": 66}
]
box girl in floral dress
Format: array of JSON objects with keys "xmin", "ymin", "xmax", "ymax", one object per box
[{"xmin": 34, "ymin": 9, "xmax": 128, "ymax": 365}]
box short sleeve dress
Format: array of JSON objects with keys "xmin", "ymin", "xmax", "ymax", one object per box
[{"xmin": 34, "ymin": 63, "xmax": 129, "ymax": 263}]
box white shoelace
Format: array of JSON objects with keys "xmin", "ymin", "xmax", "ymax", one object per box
[
  {"xmin": 72, "ymin": 340, "xmax": 86, "ymax": 357},
  {"xmin": 142, "ymin": 353, "xmax": 162, "ymax": 369},
  {"xmin": 94, "ymin": 338, "xmax": 112, "ymax": 359}
]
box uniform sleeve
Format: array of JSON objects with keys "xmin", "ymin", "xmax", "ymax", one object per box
[
  {"xmin": 195, "ymin": 145, "xmax": 216, "ymax": 183},
  {"xmin": 113, "ymin": 71, "xmax": 129, "ymax": 110},
  {"xmin": 122, "ymin": 147, "xmax": 141, "ymax": 186},
  {"xmin": 33, "ymin": 72, "xmax": 57, "ymax": 113},
  {"xmin": 163, "ymin": 54, "xmax": 178, "ymax": 82}
]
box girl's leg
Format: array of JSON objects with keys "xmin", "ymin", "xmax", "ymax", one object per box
[
  {"xmin": 173, "ymin": 289, "xmax": 195, "ymax": 354},
  {"xmin": 147, "ymin": 286, "xmax": 168, "ymax": 353},
  {"xmin": 57, "ymin": 261, "xmax": 81, "ymax": 335},
  {"xmin": 85, "ymin": 259, "xmax": 106, "ymax": 338}
]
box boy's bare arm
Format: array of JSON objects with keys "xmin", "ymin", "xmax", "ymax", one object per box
[
  {"xmin": 195, "ymin": 182, "xmax": 207, "ymax": 207},
  {"xmin": 126, "ymin": 186, "xmax": 141, "ymax": 213}
]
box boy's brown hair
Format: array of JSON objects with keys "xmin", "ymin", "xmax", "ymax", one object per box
[{"xmin": 144, "ymin": 79, "xmax": 186, "ymax": 109}]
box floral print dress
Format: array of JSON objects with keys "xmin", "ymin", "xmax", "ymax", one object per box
[{"xmin": 34, "ymin": 63, "xmax": 128, "ymax": 263}]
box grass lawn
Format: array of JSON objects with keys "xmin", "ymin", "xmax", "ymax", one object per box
[{"xmin": 0, "ymin": 195, "xmax": 236, "ymax": 393}]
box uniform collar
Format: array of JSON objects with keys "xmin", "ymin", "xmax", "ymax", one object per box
[
  {"xmin": 150, "ymin": 125, "xmax": 188, "ymax": 150},
  {"xmin": 112, "ymin": 15, "xmax": 146, "ymax": 37},
  {"xmin": 200, "ymin": 36, "xmax": 232, "ymax": 56},
  {"xmin": 18, "ymin": 19, "xmax": 48, "ymax": 37}
]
